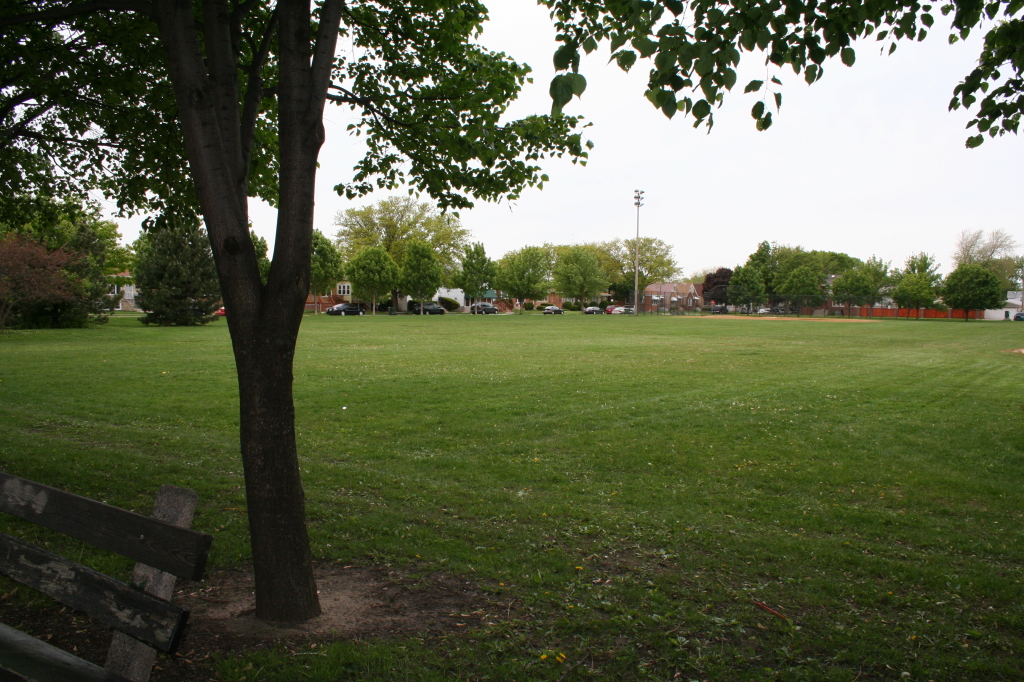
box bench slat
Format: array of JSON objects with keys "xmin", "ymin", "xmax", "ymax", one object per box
[
  {"xmin": 0, "ymin": 533, "xmax": 188, "ymax": 654},
  {"xmin": 0, "ymin": 623, "xmax": 130, "ymax": 682},
  {"xmin": 0, "ymin": 473, "xmax": 211, "ymax": 580}
]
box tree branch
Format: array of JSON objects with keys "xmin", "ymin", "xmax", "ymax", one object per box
[
  {"xmin": 0, "ymin": 0, "xmax": 153, "ymax": 28},
  {"xmin": 240, "ymin": 7, "xmax": 277, "ymax": 174},
  {"xmin": 310, "ymin": 0, "xmax": 344, "ymax": 101}
]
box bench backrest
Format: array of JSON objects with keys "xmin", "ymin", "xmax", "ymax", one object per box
[{"xmin": 0, "ymin": 473, "xmax": 213, "ymax": 654}]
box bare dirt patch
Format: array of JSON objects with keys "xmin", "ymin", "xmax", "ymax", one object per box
[
  {"xmin": 2, "ymin": 563, "xmax": 489, "ymax": 681},
  {"xmin": 1002, "ymin": 348, "xmax": 1024, "ymax": 355}
]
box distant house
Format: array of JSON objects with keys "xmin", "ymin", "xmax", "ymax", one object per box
[
  {"xmin": 642, "ymin": 282, "xmax": 700, "ymax": 312},
  {"xmin": 109, "ymin": 271, "xmax": 139, "ymax": 311}
]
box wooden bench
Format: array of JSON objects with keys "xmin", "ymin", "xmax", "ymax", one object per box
[{"xmin": 0, "ymin": 472, "xmax": 213, "ymax": 682}]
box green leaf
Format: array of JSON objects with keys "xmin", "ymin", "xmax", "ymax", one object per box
[
  {"xmin": 840, "ymin": 47, "xmax": 856, "ymax": 66},
  {"xmin": 771, "ymin": 76, "xmax": 782, "ymax": 85},
  {"xmin": 664, "ymin": 0, "xmax": 684, "ymax": 15},
  {"xmin": 662, "ymin": 94, "xmax": 677, "ymax": 119},
  {"xmin": 722, "ymin": 69, "xmax": 737, "ymax": 90},
  {"xmin": 966, "ymin": 134, "xmax": 984, "ymax": 148},
  {"xmin": 568, "ymin": 73, "xmax": 587, "ymax": 96},
  {"xmin": 773, "ymin": 91, "xmax": 782, "ymax": 109},
  {"xmin": 740, "ymin": 29, "xmax": 756, "ymax": 51},
  {"xmin": 744, "ymin": 79, "xmax": 764, "ymax": 93},
  {"xmin": 632, "ymin": 36, "xmax": 659, "ymax": 58},
  {"xmin": 553, "ymin": 45, "xmax": 576, "ymax": 72},
  {"xmin": 615, "ymin": 50, "xmax": 637, "ymax": 71},
  {"xmin": 692, "ymin": 99, "xmax": 711, "ymax": 119},
  {"xmin": 549, "ymin": 75, "xmax": 574, "ymax": 115},
  {"xmin": 804, "ymin": 64, "xmax": 818, "ymax": 84},
  {"xmin": 583, "ymin": 37, "xmax": 598, "ymax": 54},
  {"xmin": 751, "ymin": 100, "xmax": 765, "ymax": 119},
  {"xmin": 756, "ymin": 111, "xmax": 773, "ymax": 131}
]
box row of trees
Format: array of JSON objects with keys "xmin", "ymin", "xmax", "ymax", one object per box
[
  {"xmin": 717, "ymin": 231, "xmax": 1021, "ymax": 319},
  {"xmin": 332, "ymin": 197, "xmax": 680, "ymax": 312}
]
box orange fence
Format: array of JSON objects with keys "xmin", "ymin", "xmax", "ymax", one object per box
[{"xmin": 844, "ymin": 307, "xmax": 982, "ymax": 319}]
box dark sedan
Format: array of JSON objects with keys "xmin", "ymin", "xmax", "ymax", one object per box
[
  {"xmin": 542, "ymin": 306, "xmax": 564, "ymax": 315},
  {"xmin": 408, "ymin": 301, "xmax": 446, "ymax": 315},
  {"xmin": 326, "ymin": 303, "xmax": 364, "ymax": 316},
  {"xmin": 470, "ymin": 303, "xmax": 499, "ymax": 314}
]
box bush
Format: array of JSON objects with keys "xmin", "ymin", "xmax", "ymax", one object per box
[
  {"xmin": 437, "ymin": 296, "xmax": 460, "ymax": 312},
  {"xmin": 523, "ymin": 301, "xmax": 535, "ymax": 311},
  {"xmin": 563, "ymin": 301, "xmax": 579, "ymax": 311}
]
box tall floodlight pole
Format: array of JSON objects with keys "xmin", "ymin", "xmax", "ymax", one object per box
[{"xmin": 633, "ymin": 189, "xmax": 644, "ymax": 314}]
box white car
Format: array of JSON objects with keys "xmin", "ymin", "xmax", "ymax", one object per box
[{"xmin": 757, "ymin": 307, "xmax": 771, "ymax": 314}]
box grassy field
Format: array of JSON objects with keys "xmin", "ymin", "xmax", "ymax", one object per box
[{"xmin": 1, "ymin": 313, "xmax": 1022, "ymax": 680}]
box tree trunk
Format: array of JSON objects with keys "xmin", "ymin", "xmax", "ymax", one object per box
[
  {"xmin": 151, "ymin": 0, "xmax": 342, "ymax": 622},
  {"xmin": 235, "ymin": 343, "xmax": 319, "ymax": 620}
]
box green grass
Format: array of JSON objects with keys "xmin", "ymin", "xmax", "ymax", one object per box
[{"xmin": 1, "ymin": 314, "xmax": 1022, "ymax": 680}]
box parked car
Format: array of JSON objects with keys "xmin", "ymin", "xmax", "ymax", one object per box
[
  {"xmin": 326, "ymin": 303, "xmax": 364, "ymax": 316},
  {"xmin": 757, "ymin": 307, "xmax": 771, "ymax": 314},
  {"xmin": 619, "ymin": 305, "xmax": 635, "ymax": 314},
  {"xmin": 605, "ymin": 305, "xmax": 620, "ymax": 314},
  {"xmin": 583, "ymin": 306, "xmax": 603, "ymax": 314},
  {"xmin": 470, "ymin": 303, "xmax": 499, "ymax": 314},
  {"xmin": 214, "ymin": 306, "xmax": 226, "ymax": 316},
  {"xmin": 408, "ymin": 301, "xmax": 446, "ymax": 315},
  {"xmin": 542, "ymin": 306, "xmax": 565, "ymax": 314},
  {"xmin": 1015, "ymin": 311, "xmax": 1024, "ymax": 321},
  {"xmin": 710, "ymin": 304, "xmax": 728, "ymax": 314}
]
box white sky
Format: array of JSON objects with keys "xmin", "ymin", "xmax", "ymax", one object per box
[{"xmin": 109, "ymin": 1, "xmax": 1024, "ymax": 277}]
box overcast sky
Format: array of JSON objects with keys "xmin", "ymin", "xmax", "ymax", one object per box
[{"xmin": 110, "ymin": 1, "xmax": 1023, "ymax": 277}]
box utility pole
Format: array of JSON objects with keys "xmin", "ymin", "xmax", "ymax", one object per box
[{"xmin": 633, "ymin": 189, "xmax": 644, "ymax": 314}]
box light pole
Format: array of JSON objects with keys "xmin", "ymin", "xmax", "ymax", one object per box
[{"xmin": 633, "ymin": 189, "xmax": 643, "ymax": 314}]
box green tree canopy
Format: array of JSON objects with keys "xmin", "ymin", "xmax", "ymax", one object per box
[
  {"xmin": 830, "ymin": 270, "xmax": 873, "ymax": 307},
  {"xmin": 346, "ymin": 246, "xmax": 400, "ymax": 315},
  {"xmin": 309, "ymin": 230, "xmax": 343, "ymax": 313},
  {"xmin": 942, "ymin": 263, "xmax": 1004, "ymax": 321},
  {"xmin": 552, "ymin": 245, "xmax": 609, "ymax": 309},
  {"xmin": 335, "ymin": 198, "xmax": 470, "ymax": 273},
  {"xmin": 134, "ymin": 217, "xmax": 220, "ymax": 326},
  {"xmin": 494, "ymin": 246, "xmax": 552, "ymax": 307},
  {"xmin": 401, "ymin": 240, "xmax": 444, "ymax": 312},
  {"xmin": 891, "ymin": 272, "xmax": 940, "ymax": 314},
  {"xmin": 250, "ymin": 231, "xmax": 271, "ymax": 286},
  {"xmin": 776, "ymin": 265, "xmax": 825, "ymax": 307},
  {"xmin": 602, "ymin": 237, "xmax": 678, "ymax": 294},
  {"xmin": 728, "ymin": 265, "xmax": 767, "ymax": 307},
  {"xmin": 457, "ymin": 242, "xmax": 496, "ymax": 306},
  {"xmin": 1, "ymin": 196, "xmax": 127, "ymax": 328}
]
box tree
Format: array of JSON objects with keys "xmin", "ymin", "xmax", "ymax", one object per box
[
  {"xmin": 0, "ymin": 235, "xmax": 77, "ymax": 332},
  {"xmin": 860, "ymin": 257, "xmax": 893, "ymax": 310},
  {"xmin": 134, "ymin": 217, "xmax": 221, "ymax": 326},
  {"xmin": 1, "ymin": 196, "xmax": 128, "ymax": 328},
  {"xmin": 702, "ymin": 268, "xmax": 733, "ymax": 305},
  {"xmin": 952, "ymin": 229, "xmax": 1018, "ymax": 267},
  {"xmin": 776, "ymin": 265, "xmax": 824, "ymax": 310},
  {"xmin": 250, "ymin": 231, "xmax": 271, "ymax": 286},
  {"xmin": 3, "ymin": 0, "xmax": 588, "ymax": 621},
  {"xmin": 727, "ymin": 265, "xmax": 766, "ymax": 308},
  {"xmin": 309, "ymin": 230, "xmax": 343, "ymax": 314},
  {"xmin": 602, "ymin": 237, "xmax": 678, "ymax": 295},
  {"xmin": 951, "ymin": 229, "xmax": 1020, "ymax": 292},
  {"xmin": 891, "ymin": 273, "xmax": 939, "ymax": 317},
  {"xmin": 830, "ymin": 270, "xmax": 873, "ymax": 308},
  {"xmin": 346, "ymin": 246, "xmax": 400, "ymax": 315},
  {"xmin": 943, "ymin": 263, "xmax": 1005, "ymax": 321},
  {"xmin": 457, "ymin": 243, "xmax": 495, "ymax": 310},
  {"xmin": 552, "ymin": 246, "xmax": 608, "ymax": 310},
  {"xmin": 542, "ymin": 0, "xmax": 1023, "ymax": 150},
  {"xmin": 401, "ymin": 240, "xmax": 444, "ymax": 314},
  {"xmin": 494, "ymin": 246, "xmax": 552, "ymax": 308}
]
